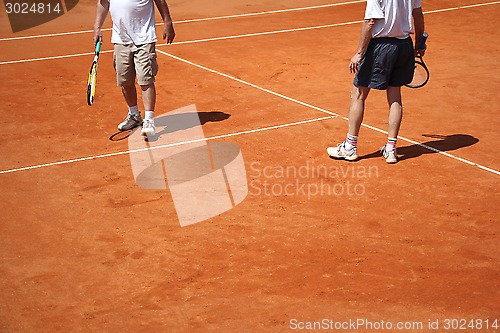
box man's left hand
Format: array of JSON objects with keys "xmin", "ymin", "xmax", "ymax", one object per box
[{"xmin": 163, "ymin": 22, "xmax": 175, "ymax": 44}]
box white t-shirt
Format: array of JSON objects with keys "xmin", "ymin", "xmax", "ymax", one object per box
[
  {"xmin": 364, "ymin": 0, "xmax": 422, "ymax": 38},
  {"xmin": 109, "ymin": 0, "xmax": 157, "ymax": 45}
]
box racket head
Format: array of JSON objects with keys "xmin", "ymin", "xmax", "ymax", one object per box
[
  {"xmin": 87, "ymin": 60, "xmax": 98, "ymax": 105},
  {"xmin": 405, "ymin": 57, "xmax": 429, "ymax": 88},
  {"xmin": 87, "ymin": 41, "xmax": 101, "ymax": 106}
]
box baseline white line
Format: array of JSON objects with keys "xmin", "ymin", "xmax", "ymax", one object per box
[
  {"xmin": 0, "ymin": 1, "xmax": 365, "ymax": 42},
  {"xmin": 0, "ymin": 116, "xmax": 335, "ymax": 175},
  {"xmin": 2, "ymin": 0, "xmax": 500, "ymax": 65},
  {"xmin": 156, "ymin": 49, "xmax": 500, "ymax": 176}
]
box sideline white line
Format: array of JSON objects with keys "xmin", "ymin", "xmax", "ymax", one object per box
[
  {"xmin": 156, "ymin": 49, "xmax": 500, "ymax": 176},
  {"xmin": 0, "ymin": 116, "xmax": 335, "ymax": 175},
  {"xmin": 174, "ymin": 0, "xmax": 365, "ymax": 23},
  {"xmin": 0, "ymin": 3, "xmax": 498, "ymax": 176},
  {"xmin": 425, "ymin": 0, "xmax": 500, "ymax": 13},
  {"xmin": 0, "ymin": 20, "xmax": 361, "ymax": 65},
  {"xmin": 2, "ymin": 0, "xmax": 500, "ymax": 66},
  {"xmin": 0, "ymin": 1, "xmax": 365, "ymax": 42},
  {"xmin": 0, "ymin": 50, "xmax": 114, "ymax": 65},
  {"xmin": 172, "ymin": 20, "xmax": 362, "ymax": 46},
  {"xmin": 158, "ymin": 50, "xmax": 341, "ymax": 118},
  {"xmin": 1, "ymin": 0, "xmax": 498, "ymax": 43}
]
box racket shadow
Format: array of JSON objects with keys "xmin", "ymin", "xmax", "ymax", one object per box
[
  {"xmin": 109, "ymin": 129, "xmax": 135, "ymax": 141},
  {"xmin": 358, "ymin": 134, "xmax": 479, "ymax": 161}
]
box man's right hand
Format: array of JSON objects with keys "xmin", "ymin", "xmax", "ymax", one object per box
[
  {"xmin": 349, "ymin": 53, "xmax": 363, "ymax": 74},
  {"xmin": 93, "ymin": 27, "xmax": 102, "ymax": 46},
  {"xmin": 416, "ymin": 44, "xmax": 426, "ymax": 57},
  {"xmin": 93, "ymin": 0, "xmax": 109, "ymax": 46}
]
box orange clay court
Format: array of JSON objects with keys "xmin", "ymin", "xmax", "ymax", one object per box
[{"xmin": 0, "ymin": 0, "xmax": 499, "ymax": 332}]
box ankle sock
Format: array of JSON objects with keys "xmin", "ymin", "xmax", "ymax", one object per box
[
  {"xmin": 345, "ymin": 134, "xmax": 358, "ymax": 150},
  {"xmin": 128, "ymin": 105, "xmax": 140, "ymax": 116},
  {"xmin": 145, "ymin": 111, "xmax": 154, "ymax": 121},
  {"xmin": 386, "ymin": 137, "xmax": 397, "ymax": 152}
]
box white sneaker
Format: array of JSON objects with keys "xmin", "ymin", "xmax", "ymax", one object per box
[
  {"xmin": 381, "ymin": 146, "xmax": 398, "ymax": 164},
  {"xmin": 141, "ymin": 119, "xmax": 156, "ymax": 136},
  {"xmin": 327, "ymin": 142, "xmax": 358, "ymax": 161},
  {"xmin": 118, "ymin": 113, "xmax": 142, "ymax": 131}
]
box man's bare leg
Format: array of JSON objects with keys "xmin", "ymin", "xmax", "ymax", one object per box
[
  {"xmin": 140, "ymin": 83, "xmax": 156, "ymax": 136},
  {"xmin": 141, "ymin": 84, "xmax": 156, "ymax": 112},
  {"xmin": 348, "ymin": 84, "xmax": 371, "ymax": 137},
  {"xmin": 387, "ymin": 86, "xmax": 402, "ymax": 139},
  {"xmin": 327, "ymin": 85, "xmax": 370, "ymax": 161},
  {"xmin": 383, "ymin": 85, "xmax": 402, "ymax": 163},
  {"xmin": 121, "ymin": 84, "xmax": 138, "ymax": 107},
  {"xmin": 117, "ymin": 84, "xmax": 142, "ymax": 131}
]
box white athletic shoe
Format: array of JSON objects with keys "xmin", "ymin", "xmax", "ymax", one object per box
[
  {"xmin": 118, "ymin": 113, "xmax": 143, "ymax": 131},
  {"xmin": 381, "ymin": 146, "xmax": 398, "ymax": 164},
  {"xmin": 141, "ymin": 119, "xmax": 156, "ymax": 136},
  {"xmin": 327, "ymin": 142, "xmax": 358, "ymax": 161}
]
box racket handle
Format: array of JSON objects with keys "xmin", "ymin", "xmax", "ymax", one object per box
[
  {"xmin": 417, "ymin": 32, "xmax": 428, "ymax": 50},
  {"xmin": 95, "ymin": 40, "xmax": 102, "ymax": 54}
]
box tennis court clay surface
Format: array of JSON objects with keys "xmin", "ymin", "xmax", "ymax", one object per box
[{"xmin": 0, "ymin": 0, "xmax": 499, "ymax": 332}]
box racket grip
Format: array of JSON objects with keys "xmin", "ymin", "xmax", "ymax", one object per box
[
  {"xmin": 417, "ymin": 32, "xmax": 428, "ymax": 50},
  {"xmin": 95, "ymin": 40, "xmax": 102, "ymax": 53}
]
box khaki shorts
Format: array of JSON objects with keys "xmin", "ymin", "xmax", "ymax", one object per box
[{"xmin": 113, "ymin": 43, "xmax": 158, "ymax": 86}]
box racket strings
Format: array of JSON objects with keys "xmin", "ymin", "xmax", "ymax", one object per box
[
  {"xmin": 87, "ymin": 63, "xmax": 98, "ymax": 105},
  {"xmin": 407, "ymin": 60, "xmax": 429, "ymax": 88}
]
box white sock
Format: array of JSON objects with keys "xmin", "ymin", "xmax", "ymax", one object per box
[
  {"xmin": 128, "ymin": 105, "xmax": 140, "ymax": 116},
  {"xmin": 344, "ymin": 134, "xmax": 358, "ymax": 150},
  {"xmin": 386, "ymin": 137, "xmax": 397, "ymax": 152},
  {"xmin": 145, "ymin": 111, "xmax": 154, "ymax": 121}
]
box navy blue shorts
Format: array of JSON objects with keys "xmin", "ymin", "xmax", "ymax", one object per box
[{"xmin": 354, "ymin": 37, "xmax": 415, "ymax": 90}]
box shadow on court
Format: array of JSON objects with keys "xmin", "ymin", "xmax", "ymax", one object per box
[
  {"xmin": 109, "ymin": 111, "xmax": 231, "ymax": 142},
  {"xmin": 359, "ymin": 134, "xmax": 479, "ymax": 161},
  {"xmin": 109, "ymin": 129, "xmax": 134, "ymax": 141}
]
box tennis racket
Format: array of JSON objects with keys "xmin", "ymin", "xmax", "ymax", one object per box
[
  {"xmin": 405, "ymin": 33, "xmax": 429, "ymax": 89},
  {"xmin": 87, "ymin": 40, "xmax": 101, "ymax": 105}
]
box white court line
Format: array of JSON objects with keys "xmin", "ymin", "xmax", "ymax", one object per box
[
  {"xmin": 0, "ymin": 20, "xmax": 362, "ymax": 65},
  {"xmin": 0, "ymin": 2, "xmax": 498, "ymax": 176},
  {"xmin": 0, "ymin": 0, "xmax": 498, "ymax": 43},
  {"xmin": 172, "ymin": 20, "xmax": 362, "ymax": 46},
  {"xmin": 2, "ymin": 0, "xmax": 500, "ymax": 66},
  {"xmin": 0, "ymin": 0, "xmax": 365, "ymax": 42},
  {"xmin": 425, "ymin": 0, "xmax": 500, "ymax": 13},
  {"xmin": 0, "ymin": 50, "xmax": 114, "ymax": 65},
  {"xmin": 0, "ymin": 116, "xmax": 335, "ymax": 175},
  {"xmin": 157, "ymin": 50, "xmax": 342, "ymax": 118},
  {"xmin": 156, "ymin": 49, "xmax": 500, "ymax": 176}
]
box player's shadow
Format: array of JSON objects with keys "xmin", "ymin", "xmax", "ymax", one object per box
[
  {"xmin": 148, "ymin": 111, "xmax": 231, "ymax": 142},
  {"xmin": 359, "ymin": 134, "xmax": 479, "ymax": 161},
  {"xmin": 109, "ymin": 111, "xmax": 230, "ymax": 142}
]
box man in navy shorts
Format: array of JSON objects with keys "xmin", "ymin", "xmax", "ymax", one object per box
[{"xmin": 327, "ymin": 0, "xmax": 426, "ymax": 163}]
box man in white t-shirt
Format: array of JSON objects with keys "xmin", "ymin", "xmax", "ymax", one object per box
[
  {"xmin": 327, "ymin": 0, "xmax": 426, "ymax": 163},
  {"xmin": 93, "ymin": 0, "xmax": 175, "ymax": 136}
]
